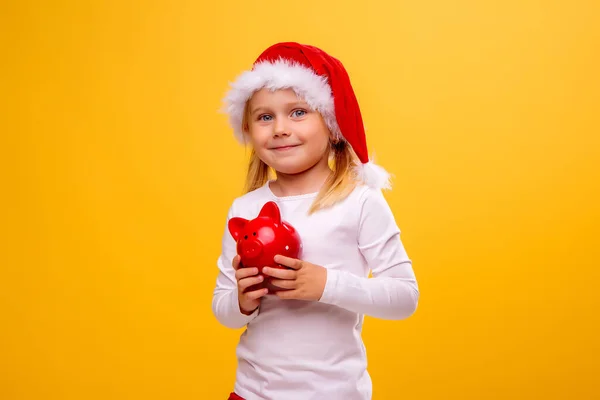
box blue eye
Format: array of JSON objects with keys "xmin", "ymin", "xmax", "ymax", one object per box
[
  {"xmin": 259, "ymin": 114, "xmax": 273, "ymax": 121},
  {"xmin": 292, "ymin": 109, "xmax": 306, "ymax": 117}
]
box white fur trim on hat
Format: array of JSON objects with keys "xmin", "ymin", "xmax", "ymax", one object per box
[{"xmin": 222, "ymin": 58, "xmax": 343, "ymax": 143}]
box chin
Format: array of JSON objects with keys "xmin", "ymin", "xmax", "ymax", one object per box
[
  {"xmin": 267, "ymin": 159, "xmax": 311, "ymax": 175},
  {"xmin": 262, "ymin": 152, "xmax": 326, "ymax": 175},
  {"xmin": 271, "ymin": 164, "xmax": 308, "ymax": 175}
]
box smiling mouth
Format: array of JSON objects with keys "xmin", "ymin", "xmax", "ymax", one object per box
[{"xmin": 271, "ymin": 144, "xmax": 300, "ymax": 151}]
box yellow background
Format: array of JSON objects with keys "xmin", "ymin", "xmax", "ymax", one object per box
[{"xmin": 2, "ymin": 0, "xmax": 599, "ymax": 399}]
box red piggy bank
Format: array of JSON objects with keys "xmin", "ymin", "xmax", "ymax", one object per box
[{"xmin": 228, "ymin": 201, "xmax": 302, "ymax": 293}]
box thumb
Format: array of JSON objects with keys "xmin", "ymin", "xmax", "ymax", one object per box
[{"xmin": 232, "ymin": 254, "xmax": 242, "ymax": 270}]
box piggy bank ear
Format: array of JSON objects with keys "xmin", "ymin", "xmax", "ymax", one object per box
[
  {"xmin": 282, "ymin": 222, "xmax": 296, "ymax": 235},
  {"xmin": 228, "ymin": 217, "xmax": 247, "ymax": 241},
  {"xmin": 259, "ymin": 201, "xmax": 281, "ymax": 224}
]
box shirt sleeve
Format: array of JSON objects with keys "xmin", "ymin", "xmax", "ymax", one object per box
[
  {"xmin": 211, "ymin": 202, "xmax": 260, "ymax": 329},
  {"xmin": 318, "ymin": 188, "xmax": 419, "ymax": 320}
]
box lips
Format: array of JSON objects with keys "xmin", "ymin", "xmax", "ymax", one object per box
[{"xmin": 270, "ymin": 144, "xmax": 300, "ymax": 151}]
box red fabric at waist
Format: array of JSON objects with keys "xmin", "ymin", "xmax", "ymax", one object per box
[{"xmin": 228, "ymin": 392, "xmax": 244, "ymax": 400}]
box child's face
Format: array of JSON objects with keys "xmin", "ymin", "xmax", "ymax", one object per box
[{"xmin": 244, "ymin": 88, "xmax": 331, "ymax": 175}]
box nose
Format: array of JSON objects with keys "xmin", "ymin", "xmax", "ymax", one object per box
[{"xmin": 273, "ymin": 117, "xmax": 290, "ymax": 138}]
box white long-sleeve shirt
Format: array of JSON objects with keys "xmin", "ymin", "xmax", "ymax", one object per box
[{"xmin": 212, "ymin": 181, "xmax": 419, "ymax": 400}]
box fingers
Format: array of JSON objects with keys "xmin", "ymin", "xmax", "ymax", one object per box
[
  {"xmin": 269, "ymin": 278, "xmax": 296, "ymax": 290},
  {"xmin": 244, "ymin": 287, "xmax": 269, "ymax": 300},
  {"xmin": 238, "ymin": 275, "xmax": 264, "ymax": 292},
  {"xmin": 273, "ymin": 255, "xmax": 303, "ymax": 270},
  {"xmin": 235, "ymin": 266, "xmax": 259, "ymax": 281},
  {"xmin": 262, "ymin": 267, "xmax": 297, "ymax": 279}
]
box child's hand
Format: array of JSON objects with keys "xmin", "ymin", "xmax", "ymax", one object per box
[
  {"xmin": 233, "ymin": 255, "xmax": 268, "ymax": 315},
  {"xmin": 263, "ymin": 255, "xmax": 327, "ymax": 301}
]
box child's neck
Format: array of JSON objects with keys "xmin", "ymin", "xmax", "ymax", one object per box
[{"xmin": 270, "ymin": 163, "xmax": 331, "ymax": 197}]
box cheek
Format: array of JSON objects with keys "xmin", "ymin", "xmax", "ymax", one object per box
[
  {"xmin": 246, "ymin": 128, "xmax": 269, "ymax": 147},
  {"xmin": 307, "ymin": 131, "xmax": 330, "ymax": 154}
]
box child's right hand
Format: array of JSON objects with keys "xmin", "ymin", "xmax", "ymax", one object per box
[{"xmin": 233, "ymin": 254, "xmax": 268, "ymax": 315}]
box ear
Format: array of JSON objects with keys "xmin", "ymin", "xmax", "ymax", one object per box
[
  {"xmin": 258, "ymin": 201, "xmax": 281, "ymax": 224},
  {"xmin": 228, "ymin": 217, "xmax": 247, "ymax": 241},
  {"xmin": 241, "ymin": 128, "xmax": 252, "ymax": 146}
]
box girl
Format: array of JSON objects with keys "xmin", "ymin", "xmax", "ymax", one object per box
[{"xmin": 212, "ymin": 42, "xmax": 419, "ymax": 400}]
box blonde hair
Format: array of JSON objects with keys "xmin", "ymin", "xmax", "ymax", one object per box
[{"xmin": 241, "ymin": 102, "xmax": 360, "ymax": 214}]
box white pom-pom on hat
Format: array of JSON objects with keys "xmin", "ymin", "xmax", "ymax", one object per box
[{"xmin": 353, "ymin": 158, "xmax": 392, "ymax": 190}]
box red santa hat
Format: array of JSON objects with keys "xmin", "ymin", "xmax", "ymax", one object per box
[{"xmin": 222, "ymin": 42, "xmax": 392, "ymax": 190}]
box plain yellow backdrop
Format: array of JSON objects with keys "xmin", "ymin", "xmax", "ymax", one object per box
[{"xmin": 2, "ymin": 0, "xmax": 599, "ymax": 399}]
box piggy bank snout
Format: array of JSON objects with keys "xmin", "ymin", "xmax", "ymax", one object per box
[{"xmin": 241, "ymin": 239, "xmax": 263, "ymax": 259}]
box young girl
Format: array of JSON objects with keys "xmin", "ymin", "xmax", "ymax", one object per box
[{"xmin": 212, "ymin": 42, "xmax": 419, "ymax": 400}]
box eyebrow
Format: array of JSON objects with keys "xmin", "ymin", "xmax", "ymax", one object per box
[{"xmin": 250, "ymin": 101, "xmax": 310, "ymax": 116}]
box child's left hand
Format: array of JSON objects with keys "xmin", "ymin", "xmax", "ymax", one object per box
[{"xmin": 262, "ymin": 255, "xmax": 327, "ymax": 301}]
